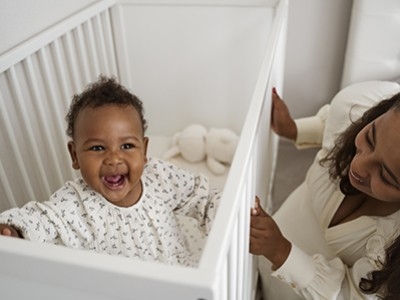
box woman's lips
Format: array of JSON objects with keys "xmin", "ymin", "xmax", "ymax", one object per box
[{"xmin": 349, "ymin": 169, "xmax": 364, "ymax": 184}]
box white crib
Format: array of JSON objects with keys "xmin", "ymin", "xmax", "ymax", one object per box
[{"xmin": 0, "ymin": 0, "xmax": 288, "ymax": 299}]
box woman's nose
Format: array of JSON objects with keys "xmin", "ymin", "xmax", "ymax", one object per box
[{"xmin": 354, "ymin": 152, "xmax": 373, "ymax": 184}]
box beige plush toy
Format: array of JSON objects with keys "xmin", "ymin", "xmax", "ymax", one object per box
[
  {"xmin": 163, "ymin": 124, "xmax": 239, "ymax": 175},
  {"xmin": 205, "ymin": 128, "xmax": 239, "ymax": 175},
  {"xmin": 163, "ymin": 124, "xmax": 208, "ymax": 163}
]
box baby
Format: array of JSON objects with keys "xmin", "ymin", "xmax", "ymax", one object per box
[{"xmin": 0, "ymin": 76, "xmax": 220, "ymax": 267}]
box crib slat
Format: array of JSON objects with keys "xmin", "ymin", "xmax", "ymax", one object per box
[
  {"xmin": 0, "ymin": 158, "xmax": 18, "ymax": 208},
  {"xmin": 83, "ymin": 19, "xmax": 101, "ymax": 77},
  {"xmin": 63, "ymin": 32, "xmax": 83, "ymax": 92},
  {"xmin": 109, "ymin": 5, "xmax": 132, "ymax": 84},
  {"xmin": 50, "ymin": 40, "xmax": 72, "ymax": 108},
  {"xmin": 37, "ymin": 47, "xmax": 75, "ymax": 180},
  {"xmin": 7, "ymin": 67, "xmax": 53, "ymax": 197},
  {"xmin": 73, "ymin": 26, "xmax": 92, "ymax": 83},
  {"xmin": 93, "ymin": 14, "xmax": 111, "ymax": 74},
  {"xmin": 23, "ymin": 57, "xmax": 65, "ymax": 185},
  {"xmin": 221, "ymin": 256, "xmax": 228, "ymax": 300},
  {"xmin": 229, "ymin": 220, "xmax": 238, "ymax": 300},
  {"xmin": 0, "ymin": 87, "xmax": 36, "ymax": 204},
  {"xmin": 102, "ymin": 10, "xmax": 119, "ymax": 75}
]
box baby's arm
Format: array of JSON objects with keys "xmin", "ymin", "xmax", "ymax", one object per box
[
  {"xmin": 0, "ymin": 224, "xmax": 23, "ymax": 238},
  {"xmin": 177, "ymin": 174, "xmax": 220, "ymax": 234},
  {"xmin": 162, "ymin": 160, "xmax": 220, "ymax": 234}
]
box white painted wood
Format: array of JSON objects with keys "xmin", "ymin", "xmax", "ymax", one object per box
[{"xmin": 0, "ymin": 0, "xmax": 288, "ymax": 298}]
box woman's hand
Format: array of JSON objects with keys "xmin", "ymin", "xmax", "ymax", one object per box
[
  {"xmin": 271, "ymin": 88, "xmax": 297, "ymax": 141},
  {"xmin": 250, "ymin": 197, "xmax": 291, "ymax": 269},
  {"xmin": 0, "ymin": 224, "xmax": 23, "ymax": 238}
]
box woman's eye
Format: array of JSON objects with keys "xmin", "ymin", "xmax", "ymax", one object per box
[
  {"xmin": 90, "ymin": 145, "xmax": 104, "ymax": 151},
  {"xmin": 365, "ymin": 129, "xmax": 374, "ymax": 148},
  {"xmin": 121, "ymin": 143, "xmax": 134, "ymax": 150},
  {"xmin": 380, "ymin": 172, "xmax": 391, "ymax": 185},
  {"xmin": 380, "ymin": 168, "xmax": 400, "ymax": 190}
]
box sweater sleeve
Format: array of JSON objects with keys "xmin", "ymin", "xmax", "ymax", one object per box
[
  {"xmin": 271, "ymin": 239, "xmax": 383, "ymax": 300},
  {"xmin": 294, "ymin": 81, "xmax": 400, "ymax": 151},
  {"xmin": 294, "ymin": 104, "xmax": 330, "ymax": 149}
]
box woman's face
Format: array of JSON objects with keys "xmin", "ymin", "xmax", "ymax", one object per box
[{"xmin": 350, "ymin": 108, "xmax": 400, "ymax": 202}]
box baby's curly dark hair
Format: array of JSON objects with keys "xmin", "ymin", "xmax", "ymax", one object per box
[{"xmin": 65, "ymin": 75, "xmax": 148, "ymax": 138}]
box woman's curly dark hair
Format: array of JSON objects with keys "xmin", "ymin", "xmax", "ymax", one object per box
[
  {"xmin": 320, "ymin": 92, "xmax": 400, "ymax": 195},
  {"xmin": 359, "ymin": 235, "xmax": 400, "ymax": 299},
  {"xmin": 320, "ymin": 91, "xmax": 400, "ymax": 298},
  {"xmin": 65, "ymin": 75, "xmax": 147, "ymax": 138}
]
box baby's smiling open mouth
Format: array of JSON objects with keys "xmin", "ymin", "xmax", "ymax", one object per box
[{"xmin": 102, "ymin": 174, "xmax": 126, "ymax": 189}]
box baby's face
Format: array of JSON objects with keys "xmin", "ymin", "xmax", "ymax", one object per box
[{"xmin": 68, "ymin": 104, "xmax": 148, "ymax": 207}]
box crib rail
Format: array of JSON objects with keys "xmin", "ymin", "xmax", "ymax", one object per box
[
  {"xmin": 199, "ymin": 0, "xmax": 288, "ymax": 298},
  {"xmin": 0, "ymin": 0, "xmax": 288, "ymax": 299}
]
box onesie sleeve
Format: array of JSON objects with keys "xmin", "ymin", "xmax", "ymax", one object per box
[
  {"xmin": 0, "ymin": 194, "xmax": 66, "ymax": 242},
  {"xmin": 271, "ymin": 241, "xmax": 382, "ymax": 300},
  {"xmin": 148, "ymin": 158, "xmax": 221, "ymax": 235},
  {"xmin": 0, "ymin": 181, "xmax": 90, "ymax": 245},
  {"xmin": 173, "ymin": 170, "xmax": 221, "ymax": 235}
]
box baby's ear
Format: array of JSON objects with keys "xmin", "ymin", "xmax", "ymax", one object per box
[
  {"xmin": 143, "ymin": 136, "xmax": 149, "ymax": 163},
  {"xmin": 67, "ymin": 141, "xmax": 80, "ymax": 170}
]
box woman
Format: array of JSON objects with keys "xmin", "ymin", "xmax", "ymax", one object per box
[{"xmin": 250, "ymin": 81, "xmax": 400, "ymax": 299}]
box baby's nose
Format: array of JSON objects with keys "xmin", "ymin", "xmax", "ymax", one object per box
[{"xmin": 105, "ymin": 151, "xmax": 122, "ymax": 165}]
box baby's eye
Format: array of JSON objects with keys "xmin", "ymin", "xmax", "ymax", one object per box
[
  {"xmin": 121, "ymin": 143, "xmax": 134, "ymax": 150},
  {"xmin": 90, "ymin": 145, "xmax": 104, "ymax": 151}
]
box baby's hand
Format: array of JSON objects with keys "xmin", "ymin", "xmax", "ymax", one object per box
[{"xmin": 0, "ymin": 224, "xmax": 23, "ymax": 238}]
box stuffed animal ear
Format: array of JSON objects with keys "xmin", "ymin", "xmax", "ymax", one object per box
[
  {"xmin": 163, "ymin": 145, "xmax": 181, "ymax": 160},
  {"xmin": 206, "ymin": 156, "xmax": 226, "ymax": 175},
  {"xmin": 170, "ymin": 132, "xmax": 181, "ymax": 146},
  {"xmin": 162, "ymin": 131, "xmax": 182, "ymax": 159}
]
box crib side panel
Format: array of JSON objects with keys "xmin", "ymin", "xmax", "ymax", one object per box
[
  {"xmin": 199, "ymin": 0, "xmax": 288, "ymax": 298},
  {"xmin": 0, "ymin": 1, "xmax": 118, "ymax": 211},
  {"xmin": 0, "ymin": 0, "xmax": 288, "ymax": 299},
  {"xmin": 0, "ymin": 236, "xmax": 214, "ymax": 300}
]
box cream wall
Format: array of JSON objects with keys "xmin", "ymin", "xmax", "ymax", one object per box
[
  {"xmin": 0, "ymin": 0, "xmax": 353, "ymax": 118},
  {"xmin": 283, "ymin": 0, "xmax": 353, "ymax": 118}
]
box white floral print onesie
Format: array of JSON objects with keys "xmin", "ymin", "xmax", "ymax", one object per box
[{"xmin": 0, "ymin": 158, "xmax": 220, "ymax": 267}]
